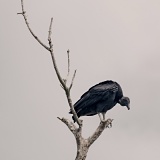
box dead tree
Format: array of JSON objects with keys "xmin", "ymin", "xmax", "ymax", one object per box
[{"xmin": 18, "ymin": 1, "xmax": 113, "ymax": 159}]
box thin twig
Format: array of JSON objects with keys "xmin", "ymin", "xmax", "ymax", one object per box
[
  {"xmin": 19, "ymin": 0, "xmax": 50, "ymax": 51},
  {"xmin": 47, "ymin": 18, "xmax": 66, "ymax": 88},
  {"xmin": 48, "ymin": 18, "xmax": 53, "ymax": 42},
  {"xmin": 69, "ymin": 70, "xmax": 77, "ymax": 91},
  {"xmin": 65, "ymin": 49, "xmax": 70, "ymax": 83},
  {"xmin": 17, "ymin": 12, "xmax": 24, "ymax": 15}
]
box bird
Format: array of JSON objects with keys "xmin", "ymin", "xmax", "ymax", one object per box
[{"xmin": 69, "ymin": 80, "xmax": 130, "ymax": 122}]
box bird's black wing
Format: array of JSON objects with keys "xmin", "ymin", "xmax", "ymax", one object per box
[{"xmin": 73, "ymin": 81, "xmax": 118, "ymax": 114}]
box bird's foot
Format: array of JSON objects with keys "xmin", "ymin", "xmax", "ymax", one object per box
[{"xmin": 106, "ymin": 119, "xmax": 114, "ymax": 128}]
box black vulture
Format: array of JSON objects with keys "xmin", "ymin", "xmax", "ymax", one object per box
[{"xmin": 70, "ymin": 80, "xmax": 130, "ymax": 122}]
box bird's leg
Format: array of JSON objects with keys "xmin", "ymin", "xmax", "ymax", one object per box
[
  {"xmin": 102, "ymin": 113, "xmax": 105, "ymax": 121},
  {"xmin": 98, "ymin": 113, "xmax": 106, "ymax": 122},
  {"xmin": 98, "ymin": 113, "xmax": 103, "ymax": 121}
]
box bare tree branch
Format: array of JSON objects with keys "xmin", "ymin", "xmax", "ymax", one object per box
[
  {"xmin": 57, "ymin": 117, "xmax": 78, "ymax": 136},
  {"xmin": 65, "ymin": 88, "xmax": 81, "ymax": 126},
  {"xmin": 65, "ymin": 49, "xmax": 70, "ymax": 84},
  {"xmin": 19, "ymin": 0, "xmax": 50, "ymax": 51},
  {"xmin": 47, "ymin": 18, "xmax": 66, "ymax": 89},
  {"xmin": 18, "ymin": 0, "xmax": 81, "ymax": 126},
  {"xmin": 69, "ymin": 70, "xmax": 77, "ymax": 91},
  {"xmin": 47, "ymin": 17, "xmax": 81, "ymax": 126},
  {"xmin": 48, "ymin": 17, "xmax": 53, "ymax": 42},
  {"xmin": 88, "ymin": 119, "xmax": 113, "ymax": 147},
  {"xmin": 64, "ymin": 50, "xmax": 76, "ymax": 90}
]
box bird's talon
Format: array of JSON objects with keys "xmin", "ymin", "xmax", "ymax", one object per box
[{"xmin": 106, "ymin": 123, "xmax": 112, "ymax": 128}]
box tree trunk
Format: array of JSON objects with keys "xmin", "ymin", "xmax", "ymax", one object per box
[{"xmin": 75, "ymin": 137, "xmax": 89, "ymax": 160}]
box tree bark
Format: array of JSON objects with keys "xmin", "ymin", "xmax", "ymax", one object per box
[{"xmin": 75, "ymin": 137, "xmax": 89, "ymax": 160}]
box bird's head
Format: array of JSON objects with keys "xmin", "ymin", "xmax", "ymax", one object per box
[{"xmin": 119, "ymin": 97, "xmax": 130, "ymax": 110}]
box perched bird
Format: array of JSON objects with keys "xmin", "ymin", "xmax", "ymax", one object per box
[{"xmin": 70, "ymin": 80, "xmax": 130, "ymax": 122}]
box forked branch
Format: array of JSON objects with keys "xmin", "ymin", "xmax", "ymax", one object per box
[
  {"xmin": 58, "ymin": 117, "xmax": 113, "ymax": 160},
  {"xmin": 18, "ymin": 0, "xmax": 81, "ymax": 126}
]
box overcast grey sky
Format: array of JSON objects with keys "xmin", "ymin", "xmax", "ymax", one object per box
[{"xmin": 1, "ymin": 0, "xmax": 160, "ymax": 159}]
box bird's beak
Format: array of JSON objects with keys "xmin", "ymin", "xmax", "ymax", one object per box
[{"xmin": 126, "ymin": 104, "xmax": 130, "ymax": 110}]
